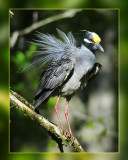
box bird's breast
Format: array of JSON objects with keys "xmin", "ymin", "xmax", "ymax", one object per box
[
  {"xmin": 60, "ymin": 48, "xmax": 96, "ymax": 97},
  {"xmin": 60, "ymin": 71, "xmax": 81, "ymax": 96},
  {"xmin": 60, "ymin": 62, "xmax": 95, "ymax": 96}
]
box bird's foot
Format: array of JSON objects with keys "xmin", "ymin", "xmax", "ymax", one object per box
[
  {"xmin": 61, "ymin": 128, "xmax": 70, "ymax": 137},
  {"xmin": 61, "ymin": 129, "xmax": 79, "ymax": 145},
  {"xmin": 68, "ymin": 131, "xmax": 80, "ymax": 145}
]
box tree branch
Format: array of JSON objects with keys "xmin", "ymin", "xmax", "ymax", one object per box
[
  {"xmin": 10, "ymin": 10, "xmax": 82, "ymax": 48},
  {"xmin": 10, "ymin": 90, "xmax": 84, "ymax": 152}
]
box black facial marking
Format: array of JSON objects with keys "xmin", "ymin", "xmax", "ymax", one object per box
[
  {"xmin": 82, "ymin": 32, "xmax": 97, "ymax": 53},
  {"xmin": 84, "ymin": 32, "xmax": 94, "ymax": 41}
]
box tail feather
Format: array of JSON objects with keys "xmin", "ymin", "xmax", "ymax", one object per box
[{"xmin": 34, "ymin": 90, "xmax": 52, "ymax": 109}]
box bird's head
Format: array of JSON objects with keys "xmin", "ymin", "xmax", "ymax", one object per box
[{"xmin": 82, "ymin": 31, "xmax": 104, "ymax": 53}]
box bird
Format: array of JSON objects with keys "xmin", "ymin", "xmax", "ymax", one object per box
[{"xmin": 25, "ymin": 29, "xmax": 104, "ymax": 137}]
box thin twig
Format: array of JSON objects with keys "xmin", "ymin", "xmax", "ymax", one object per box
[
  {"xmin": 10, "ymin": 90, "xmax": 84, "ymax": 152},
  {"xmin": 10, "ymin": 10, "xmax": 81, "ymax": 48}
]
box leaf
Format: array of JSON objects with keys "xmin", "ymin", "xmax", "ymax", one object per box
[
  {"xmin": 13, "ymin": 51, "xmax": 25, "ymax": 64},
  {"xmin": 97, "ymin": 117, "xmax": 104, "ymax": 124},
  {"xmin": 99, "ymin": 129, "xmax": 107, "ymax": 137},
  {"xmin": 87, "ymin": 121, "xmax": 95, "ymax": 128},
  {"xmin": 26, "ymin": 44, "xmax": 37, "ymax": 58}
]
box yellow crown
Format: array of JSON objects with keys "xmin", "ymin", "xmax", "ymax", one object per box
[{"xmin": 91, "ymin": 32, "xmax": 101, "ymax": 43}]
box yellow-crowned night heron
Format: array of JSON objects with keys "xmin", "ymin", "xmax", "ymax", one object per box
[{"xmin": 25, "ymin": 29, "xmax": 104, "ymax": 136}]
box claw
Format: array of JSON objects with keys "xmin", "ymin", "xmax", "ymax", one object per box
[
  {"xmin": 61, "ymin": 128, "xmax": 80, "ymax": 145},
  {"xmin": 61, "ymin": 129, "xmax": 70, "ymax": 137}
]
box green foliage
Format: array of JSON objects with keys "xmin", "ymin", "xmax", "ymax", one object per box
[
  {"xmin": 98, "ymin": 129, "xmax": 107, "ymax": 141},
  {"xmin": 87, "ymin": 121, "xmax": 95, "ymax": 128},
  {"xmin": 46, "ymin": 140, "xmax": 56, "ymax": 149},
  {"xmin": 13, "ymin": 82, "xmax": 24, "ymax": 91},
  {"xmin": 97, "ymin": 117, "xmax": 104, "ymax": 124},
  {"xmin": 13, "ymin": 51, "xmax": 25, "ymax": 64},
  {"xmin": 99, "ymin": 129, "xmax": 107, "ymax": 137},
  {"xmin": 47, "ymin": 97, "xmax": 56, "ymax": 109},
  {"xmin": 12, "ymin": 44, "xmax": 37, "ymax": 67},
  {"xmin": 26, "ymin": 44, "xmax": 37, "ymax": 58}
]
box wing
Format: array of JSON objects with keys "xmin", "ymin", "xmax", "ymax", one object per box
[
  {"xmin": 34, "ymin": 58, "xmax": 74, "ymax": 108},
  {"xmin": 88, "ymin": 63, "xmax": 102, "ymax": 81}
]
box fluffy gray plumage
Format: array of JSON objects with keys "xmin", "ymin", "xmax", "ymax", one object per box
[
  {"xmin": 25, "ymin": 29, "xmax": 103, "ymax": 108},
  {"xmin": 24, "ymin": 29, "xmax": 79, "ymax": 71}
]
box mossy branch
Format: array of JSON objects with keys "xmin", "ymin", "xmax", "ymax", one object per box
[{"xmin": 10, "ymin": 90, "xmax": 84, "ymax": 152}]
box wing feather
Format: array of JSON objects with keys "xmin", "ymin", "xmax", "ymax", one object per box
[{"xmin": 34, "ymin": 58, "xmax": 74, "ymax": 108}]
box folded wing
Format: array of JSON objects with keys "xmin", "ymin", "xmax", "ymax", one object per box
[{"xmin": 34, "ymin": 58, "xmax": 74, "ymax": 108}]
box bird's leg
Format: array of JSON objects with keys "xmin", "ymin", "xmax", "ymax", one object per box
[
  {"xmin": 54, "ymin": 97, "xmax": 65, "ymax": 131},
  {"xmin": 65, "ymin": 101, "xmax": 80, "ymax": 145},
  {"xmin": 65, "ymin": 101, "xmax": 73, "ymax": 136}
]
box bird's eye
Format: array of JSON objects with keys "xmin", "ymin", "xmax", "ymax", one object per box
[{"xmin": 90, "ymin": 39, "xmax": 94, "ymax": 43}]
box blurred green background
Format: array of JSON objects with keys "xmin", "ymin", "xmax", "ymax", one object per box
[{"xmin": 0, "ymin": 0, "xmax": 127, "ymax": 159}]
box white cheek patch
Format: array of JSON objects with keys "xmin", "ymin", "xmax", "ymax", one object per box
[{"xmin": 84, "ymin": 38, "xmax": 92, "ymax": 43}]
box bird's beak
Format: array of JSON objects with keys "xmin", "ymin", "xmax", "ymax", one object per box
[{"xmin": 95, "ymin": 42, "xmax": 104, "ymax": 52}]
